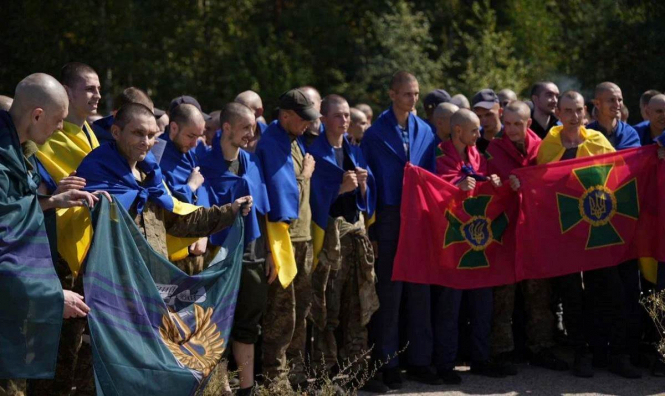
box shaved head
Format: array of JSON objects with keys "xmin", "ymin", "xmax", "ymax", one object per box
[
  {"xmin": 12, "ymin": 73, "xmax": 68, "ymax": 115},
  {"xmin": 649, "ymin": 94, "xmax": 665, "ymax": 107},
  {"xmin": 451, "ymin": 108, "xmax": 480, "ymax": 130},
  {"xmin": 390, "ymin": 71, "xmax": 417, "ymax": 91},
  {"xmin": 10, "ymin": 73, "xmax": 69, "ymax": 144},
  {"xmin": 450, "ymin": 94, "xmax": 470, "ymax": 109},
  {"xmin": 0, "ymin": 95, "xmax": 13, "ymax": 111},
  {"xmin": 350, "ymin": 108, "xmax": 366, "ymax": 123},
  {"xmin": 234, "ymin": 90, "xmax": 264, "ymax": 117},
  {"xmin": 113, "ymin": 87, "xmax": 154, "ymax": 112},
  {"xmin": 498, "ymin": 89, "xmax": 518, "ymax": 107},
  {"xmin": 321, "ymin": 94, "xmax": 348, "ymax": 116},
  {"xmin": 557, "ymin": 91, "xmax": 584, "ymax": 109},
  {"xmin": 355, "ymin": 103, "xmax": 373, "ymax": 122},
  {"xmin": 434, "ymin": 102, "xmax": 459, "ymax": 120},
  {"xmin": 300, "ymin": 86, "xmax": 321, "ymax": 104},
  {"xmin": 220, "ymin": 102, "xmax": 254, "ymax": 127},
  {"xmin": 170, "ymin": 103, "xmax": 204, "ymax": 128},
  {"xmin": 503, "ymin": 101, "xmax": 531, "ymax": 120},
  {"xmin": 594, "ymin": 82, "xmax": 621, "ymax": 99}
]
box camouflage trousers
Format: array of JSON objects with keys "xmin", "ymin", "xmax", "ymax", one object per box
[
  {"xmin": 0, "ymin": 380, "xmax": 26, "ymax": 396},
  {"xmin": 490, "ymin": 278, "xmax": 555, "ymax": 356},
  {"xmin": 311, "ymin": 233, "xmax": 377, "ymax": 372},
  {"xmin": 262, "ymin": 240, "xmax": 313, "ymax": 386}
]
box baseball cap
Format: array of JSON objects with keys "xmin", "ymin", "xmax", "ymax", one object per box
[
  {"xmin": 424, "ymin": 89, "xmax": 452, "ymax": 111},
  {"xmin": 278, "ymin": 89, "xmax": 321, "ymax": 122},
  {"xmin": 471, "ymin": 89, "xmax": 500, "ymax": 110},
  {"xmin": 168, "ymin": 95, "xmax": 211, "ymax": 120}
]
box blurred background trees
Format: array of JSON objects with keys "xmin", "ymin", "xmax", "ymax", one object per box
[{"xmin": 1, "ymin": 0, "xmax": 663, "ymax": 122}]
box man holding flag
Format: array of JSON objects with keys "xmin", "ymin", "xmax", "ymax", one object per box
[
  {"xmin": 361, "ymin": 71, "xmax": 441, "ymax": 388},
  {"xmin": 486, "ymin": 101, "xmax": 568, "ymax": 373},
  {"xmin": 255, "ymin": 89, "xmax": 318, "ymax": 389},
  {"xmin": 198, "ymin": 102, "xmax": 274, "ymax": 396},
  {"xmin": 432, "ymin": 109, "xmax": 505, "ymax": 384},
  {"xmin": 1, "ymin": 74, "xmax": 99, "ymax": 395},
  {"xmin": 308, "ymin": 95, "xmax": 382, "ymax": 392}
]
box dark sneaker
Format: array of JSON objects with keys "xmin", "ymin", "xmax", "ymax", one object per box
[
  {"xmin": 382, "ymin": 367, "xmax": 403, "ymax": 390},
  {"xmin": 406, "ymin": 366, "xmax": 444, "ymax": 385},
  {"xmin": 493, "ymin": 353, "xmax": 518, "ymax": 376},
  {"xmin": 437, "ymin": 368, "xmax": 462, "ymax": 385},
  {"xmin": 609, "ymin": 354, "xmax": 642, "ymax": 379},
  {"xmin": 470, "ymin": 361, "xmax": 507, "ymax": 378},
  {"xmin": 359, "ymin": 378, "xmax": 389, "ymax": 394},
  {"xmin": 573, "ymin": 352, "xmax": 594, "ymax": 378},
  {"xmin": 530, "ymin": 348, "xmax": 569, "ymax": 371}
]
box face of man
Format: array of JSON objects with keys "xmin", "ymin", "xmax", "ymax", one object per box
[
  {"xmin": 533, "ymin": 84, "xmax": 559, "ymax": 116},
  {"xmin": 282, "ymin": 110, "xmax": 312, "ymax": 136},
  {"xmin": 204, "ymin": 118, "xmax": 220, "ymax": 146},
  {"xmin": 473, "ymin": 103, "xmax": 502, "ymax": 135},
  {"xmin": 171, "ymin": 119, "xmax": 205, "ymax": 153},
  {"xmin": 455, "ymin": 118, "xmax": 481, "ymax": 147},
  {"xmin": 594, "ymin": 88, "xmax": 623, "ymax": 121},
  {"xmin": 434, "ymin": 114, "xmax": 453, "ymax": 141},
  {"xmin": 389, "ymin": 81, "xmax": 419, "ymax": 114},
  {"xmin": 503, "ymin": 110, "xmax": 531, "ymax": 144},
  {"xmin": 556, "ymin": 95, "xmax": 586, "ymax": 132},
  {"xmin": 348, "ymin": 112, "xmax": 369, "ymax": 143},
  {"xmin": 224, "ymin": 112, "xmax": 256, "ymax": 149},
  {"xmin": 28, "ymin": 102, "xmax": 68, "ymax": 145},
  {"xmin": 156, "ymin": 114, "xmax": 169, "ymax": 135},
  {"xmin": 322, "ymin": 102, "xmax": 350, "ymax": 138},
  {"xmin": 647, "ymin": 100, "xmax": 665, "ymax": 132},
  {"xmin": 66, "ymin": 72, "xmax": 101, "ymax": 117},
  {"xmin": 112, "ymin": 114, "xmax": 159, "ymax": 164}
]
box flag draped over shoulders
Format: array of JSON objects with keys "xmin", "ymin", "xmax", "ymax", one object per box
[
  {"xmin": 0, "ymin": 111, "xmax": 63, "ymax": 379},
  {"xmin": 537, "ymin": 126, "xmax": 615, "ymax": 164},
  {"xmin": 159, "ymin": 133, "xmax": 210, "ymax": 207},
  {"xmin": 199, "ymin": 133, "xmax": 270, "ymax": 247},
  {"xmin": 255, "ymin": 121, "xmax": 303, "ymax": 287},
  {"xmin": 361, "ymin": 107, "xmax": 435, "ymax": 207},
  {"xmin": 84, "ymin": 198, "xmax": 243, "ymax": 396},
  {"xmin": 586, "ymin": 120, "xmax": 641, "ymax": 151},
  {"xmin": 486, "ymin": 129, "xmax": 541, "ymax": 180},
  {"xmin": 34, "ymin": 121, "xmax": 100, "ymax": 277},
  {"xmin": 436, "ymin": 140, "xmax": 487, "ymax": 184},
  {"xmin": 308, "ymin": 133, "xmax": 376, "ymax": 264},
  {"xmin": 74, "ymin": 143, "xmax": 200, "ymax": 265}
]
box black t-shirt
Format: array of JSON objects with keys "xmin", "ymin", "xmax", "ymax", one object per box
[
  {"xmin": 329, "ymin": 146, "xmax": 360, "ymax": 224},
  {"xmin": 531, "ymin": 113, "xmax": 559, "ymax": 139},
  {"xmin": 560, "ymin": 147, "xmax": 578, "ymax": 161}
]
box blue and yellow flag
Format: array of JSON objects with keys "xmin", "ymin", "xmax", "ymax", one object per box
[
  {"xmin": 159, "ymin": 132, "xmax": 210, "ymax": 207},
  {"xmin": 308, "ymin": 133, "xmax": 376, "ymax": 265},
  {"xmin": 0, "ymin": 111, "xmax": 63, "ymax": 379},
  {"xmin": 255, "ymin": 121, "xmax": 304, "ymax": 287},
  {"xmin": 84, "ymin": 197, "xmax": 243, "ymax": 395},
  {"xmin": 199, "ymin": 133, "xmax": 270, "ymax": 246},
  {"xmin": 75, "ymin": 143, "xmax": 200, "ymax": 264}
]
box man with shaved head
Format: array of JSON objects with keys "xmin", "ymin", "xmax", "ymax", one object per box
[
  {"xmin": 587, "ymin": 82, "xmax": 640, "ymax": 150},
  {"xmin": 585, "ymin": 82, "xmax": 643, "ymax": 379},
  {"xmin": 635, "ymin": 89, "xmax": 661, "ymax": 127},
  {"xmin": 513, "ymin": 91, "xmax": 620, "ymax": 378},
  {"xmin": 198, "ymin": 102, "xmax": 272, "ymax": 395},
  {"xmin": 498, "ymin": 89, "xmax": 518, "ymax": 108},
  {"xmin": 635, "ymin": 94, "xmax": 665, "ymax": 146},
  {"xmin": 348, "ymin": 107, "xmax": 369, "ymax": 145},
  {"xmin": 450, "ymin": 93, "xmax": 470, "ymax": 109},
  {"xmin": 432, "ymin": 102, "xmax": 458, "ymax": 143},
  {"xmin": 530, "ymin": 82, "xmax": 560, "ymax": 139},
  {"xmin": 362, "ymin": 71, "xmax": 440, "ymax": 388},
  {"xmin": 485, "ymin": 101, "xmax": 568, "ymax": 374},
  {"xmin": 300, "ymin": 86, "xmax": 324, "ymax": 147},
  {"xmin": 0, "ymin": 73, "xmax": 103, "ymax": 396},
  {"xmin": 0, "ymin": 95, "xmax": 13, "ymax": 111},
  {"xmin": 355, "ymin": 103, "xmax": 373, "ymax": 125},
  {"xmin": 433, "ymin": 108, "xmax": 503, "ymax": 383},
  {"xmin": 90, "ymin": 86, "xmax": 155, "ymax": 145}
]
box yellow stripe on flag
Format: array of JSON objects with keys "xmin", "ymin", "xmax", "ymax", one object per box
[{"xmin": 266, "ymin": 220, "xmax": 297, "ymax": 288}]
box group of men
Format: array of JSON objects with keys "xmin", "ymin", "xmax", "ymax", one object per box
[{"xmin": 1, "ymin": 62, "xmax": 664, "ymax": 396}]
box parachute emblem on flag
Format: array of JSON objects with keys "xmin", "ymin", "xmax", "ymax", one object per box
[
  {"xmin": 556, "ymin": 163, "xmax": 639, "ymax": 249},
  {"xmin": 159, "ymin": 304, "xmax": 225, "ymax": 377},
  {"xmin": 444, "ymin": 195, "xmax": 509, "ymax": 269}
]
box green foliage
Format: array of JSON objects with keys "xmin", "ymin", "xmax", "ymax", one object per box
[{"xmin": 1, "ymin": 0, "xmax": 663, "ymax": 123}]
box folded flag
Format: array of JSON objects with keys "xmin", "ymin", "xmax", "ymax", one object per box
[{"xmin": 84, "ymin": 197, "xmax": 243, "ymax": 395}]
